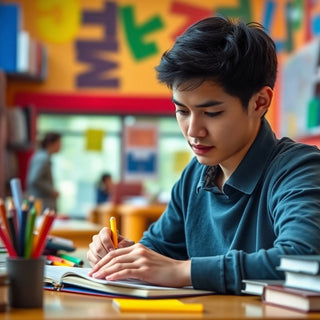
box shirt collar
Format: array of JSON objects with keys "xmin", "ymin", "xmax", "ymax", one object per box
[{"xmin": 197, "ymin": 118, "xmax": 277, "ymax": 195}]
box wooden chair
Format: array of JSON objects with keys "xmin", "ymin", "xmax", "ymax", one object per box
[{"xmin": 88, "ymin": 181, "xmax": 144, "ymax": 229}]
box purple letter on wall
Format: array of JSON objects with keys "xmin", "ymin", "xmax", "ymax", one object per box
[{"xmin": 76, "ymin": 1, "xmax": 119, "ymax": 88}]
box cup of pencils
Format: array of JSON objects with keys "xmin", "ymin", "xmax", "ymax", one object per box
[{"xmin": 0, "ymin": 178, "xmax": 56, "ymax": 308}]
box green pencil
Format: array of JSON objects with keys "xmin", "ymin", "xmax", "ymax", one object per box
[
  {"xmin": 24, "ymin": 205, "xmax": 37, "ymax": 258},
  {"xmin": 58, "ymin": 253, "xmax": 83, "ymax": 266}
]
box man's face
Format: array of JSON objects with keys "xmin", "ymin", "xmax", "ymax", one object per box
[{"xmin": 172, "ymin": 80, "xmax": 266, "ymax": 174}]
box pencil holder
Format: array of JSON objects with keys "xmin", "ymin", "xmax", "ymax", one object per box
[{"xmin": 6, "ymin": 256, "xmax": 45, "ymax": 308}]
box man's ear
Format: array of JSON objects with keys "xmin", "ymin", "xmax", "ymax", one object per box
[{"xmin": 253, "ymin": 86, "xmax": 273, "ymax": 115}]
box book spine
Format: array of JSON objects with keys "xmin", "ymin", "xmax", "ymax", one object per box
[{"xmin": 262, "ymin": 299, "xmax": 308, "ymax": 313}]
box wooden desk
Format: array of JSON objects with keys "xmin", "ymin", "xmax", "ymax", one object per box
[
  {"xmin": 117, "ymin": 203, "xmax": 167, "ymax": 242},
  {"xmin": 48, "ymin": 219, "xmax": 102, "ymax": 248},
  {"xmin": 3, "ymin": 291, "xmax": 320, "ymax": 319}
]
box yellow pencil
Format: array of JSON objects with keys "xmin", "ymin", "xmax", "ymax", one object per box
[
  {"xmin": 52, "ymin": 260, "xmax": 73, "ymax": 267},
  {"xmin": 109, "ymin": 216, "xmax": 118, "ymax": 248}
]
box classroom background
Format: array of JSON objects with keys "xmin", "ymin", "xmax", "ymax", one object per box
[{"xmin": 1, "ymin": 0, "xmax": 320, "ymax": 219}]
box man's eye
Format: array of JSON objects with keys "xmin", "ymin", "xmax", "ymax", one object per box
[
  {"xmin": 175, "ymin": 109, "xmax": 189, "ymax": 115},
  {"xmin": 206, "ymin": 111, "xmax": 223, "ymax": 117}
]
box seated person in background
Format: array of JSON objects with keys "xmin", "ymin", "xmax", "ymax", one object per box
[
  {"xmin": 87, "ymin": 16, "xmax": 320, "ymax": 294},
  {"xmin": 26, "ymin": 132, "xmax": 61, "ymax": 211},
  {"xmin": 96, "ymin": 173, "xmax": 113, "ymax": 204}
]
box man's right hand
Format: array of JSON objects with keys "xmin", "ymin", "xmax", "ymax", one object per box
[{"xmin": 87, "ymin": 227, "xmax": 134, "ymax": 267}]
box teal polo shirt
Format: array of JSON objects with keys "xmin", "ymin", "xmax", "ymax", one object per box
[{"xmin": 140, "ymin": 118, "xmax": 320, "ymax": 294}]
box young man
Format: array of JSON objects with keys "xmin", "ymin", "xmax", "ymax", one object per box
[{"xmin": 87, "ymin": 16, "xmax": 320, "ymax": 294}]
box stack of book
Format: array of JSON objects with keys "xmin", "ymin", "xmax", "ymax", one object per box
[
  {"xmin": 262, "ymin": 255, "xmax": 320, "ymax": 312},
  {"xmin": 242, "ymin": 255, "xmax": 320, "ymax": 312}
]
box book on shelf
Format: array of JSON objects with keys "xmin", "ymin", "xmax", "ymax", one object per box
[
  {"xmin": 0, "ymin": 4, "xmax": 20, "ymax": 73},
  {"xmin": 17, "ymin": 30, "xmax": 30, "ymax": 74},
  {"xmin": 278, "ymin": 255, "xmax": 320, "ymax": 275},
  {"xmin": 44, "ymin": 265, "xmax": 215, "ymax": 298},
  {"xmin": 112, "ymin": 298, "xmax": 203, "ymax": 313},
  {"xmin": 241, "ymin": 279, "xmax": 284, "ymax": 295},
  {"xmin": 262, "ymin": 284, "xmax": 320, "ymax": 312}
]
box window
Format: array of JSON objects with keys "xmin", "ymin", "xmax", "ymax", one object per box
[{"xmin": 38, "ymin": 114, "xmax": 192, "ymax": 218}]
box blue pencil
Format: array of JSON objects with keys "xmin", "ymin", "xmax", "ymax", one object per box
[
  {"xmin": 10, "ymin": 178, "xmax": 23, "ymax": 227},
  {"xmin": 18, "ymin": 200, "xmax": 29, "ymax": 257},
  {"xmin": 7, "ymin": 198, "xmax": 18, "ymax": 235},
  {"xmin": 7, "ymin": 201, "xmax": 19, "ymax": 255}
]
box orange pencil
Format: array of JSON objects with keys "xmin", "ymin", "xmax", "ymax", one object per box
[
  {"xmin": 0, "ymin": 198, "xmax": 9, "ymax": 237},
  {"xmin": 31, "ymin": 209, "xmax": 56, "ymax": 258}
]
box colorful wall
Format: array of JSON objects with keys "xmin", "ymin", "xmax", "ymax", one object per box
[{"xmin": 4, "ymin": 0, "xmax": 320, "ymax": 132}]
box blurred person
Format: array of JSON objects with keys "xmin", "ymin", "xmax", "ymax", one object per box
[
  {"xmin": 96, "ymin": 173, "xmax": 113, "ymax": 204},
  {"xmin": 26, "ymin": 132, "xmax": 61, "ymax": 211}
]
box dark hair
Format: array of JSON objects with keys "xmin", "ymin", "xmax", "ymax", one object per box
[
  {"xmin": 155, "ymin": 16, "xmax": 278, "ymax": 108},
  {"xmin": 101, "ymin": 173, "xmax": 111, "ymax": 182},
  {"xmin": 40, "ymin": 132, "xmax": 61, "ymax": 149},
  {"xmin": 97, "ymin": 173, "xmax": 112, "ymax": 188}
]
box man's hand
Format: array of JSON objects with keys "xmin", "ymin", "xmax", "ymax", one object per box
[
  {"xmin": 88, "ymin": 243, "xmax": 191, "ymax": 288},
  {"xmin": 87, "ymin": 227, "xmax": 134, "ymax": 266}
]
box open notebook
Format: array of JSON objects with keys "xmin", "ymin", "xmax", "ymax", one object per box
[{"xmin": 44, "ymin": 265, "xmax": 215, "ymax": 298}]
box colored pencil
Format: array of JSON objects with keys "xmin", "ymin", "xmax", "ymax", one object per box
[
  {"xmin": 24, "ymin": 205, "xmax": 37, "ymax": 258},
  {"xmin": 10, "ymin": 178, "xmax": 23, "ymax": 229},
  {"xmin": 58, "ymin": 253, "xmax": 83, "ymax": 266},
  {"xmin": 7, "ymin": 198, "xmax": 18, "ymax": 235},
  {"xmin": 10, "ymin": 178, "xmax": 23, "ymax": 210},
  {"xmin": 31, "ymin": 209, "xmax": 56, "ymax": 258},
  {"xmin": 46, "ymin": 255, "xmax": 77, "ymax": 267},
  {"xmin": 6, "ymin": 205, "xmax": 19, "ymax": 255},
  {"xmin": 28, "ymin": 195, "xmax": 35, "ymax": 211},
  {"xmin": 110, "ymin": 216, "xmax": 118, "ymax": 248},
  {"xmin": 0, "ymin": 198, "xmax": 9, "ymax": 237},
  {"xmin": 18, "ymin": 200, "xmax": 29, "ymax": 256},
  {"xmin": 0, "ymin": 225, "xmax": 17, "ymax": 257}
]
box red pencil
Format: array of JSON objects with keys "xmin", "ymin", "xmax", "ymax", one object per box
[
  {"xmin": 0, "ymin": 225, "xmax": 17, "ymax": 257},
  {"xmin": 31, "ymin": 209, "xmax": 56, "ymax": 258},
  {"xmin": 0, "ymin": 198, "xmax": 9, "ymax": 237}
]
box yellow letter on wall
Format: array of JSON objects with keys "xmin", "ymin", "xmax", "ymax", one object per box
[{"xmin": 36, "ymin": 0, "xmax": 81, "ymax": 43}]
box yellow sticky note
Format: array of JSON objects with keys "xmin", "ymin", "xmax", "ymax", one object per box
[
  {"xmin": 85, "ymin": 129, "xmax": 105, "ymax": 151},
  {"xmin": 112, "ymin": 298, "xmax": 203, "ymax": 313}
]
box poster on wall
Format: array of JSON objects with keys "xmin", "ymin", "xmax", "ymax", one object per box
[
  {"xmin": 281, "ymin": 38, "xmax": 320, "ymax": 138},
  {"xmin": 123, "ymin": 122, "xmax": 158, "ymax": 180}
]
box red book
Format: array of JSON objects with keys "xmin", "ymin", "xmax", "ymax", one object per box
[{"xmin": 262, "ymin": 284, "xmax": 320, "ymax": 312}]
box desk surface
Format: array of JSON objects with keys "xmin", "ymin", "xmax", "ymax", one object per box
[
  {"xmin": 47, "ymin": 218, "xmax": 101, "ymax": 248},
  {"xmin": 2, "ymin": 249, "xmax": 319, "ymax": 319},
  {"xmin": 3, "ymin": 291, "xmax": 320, "ymax": 319}
]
